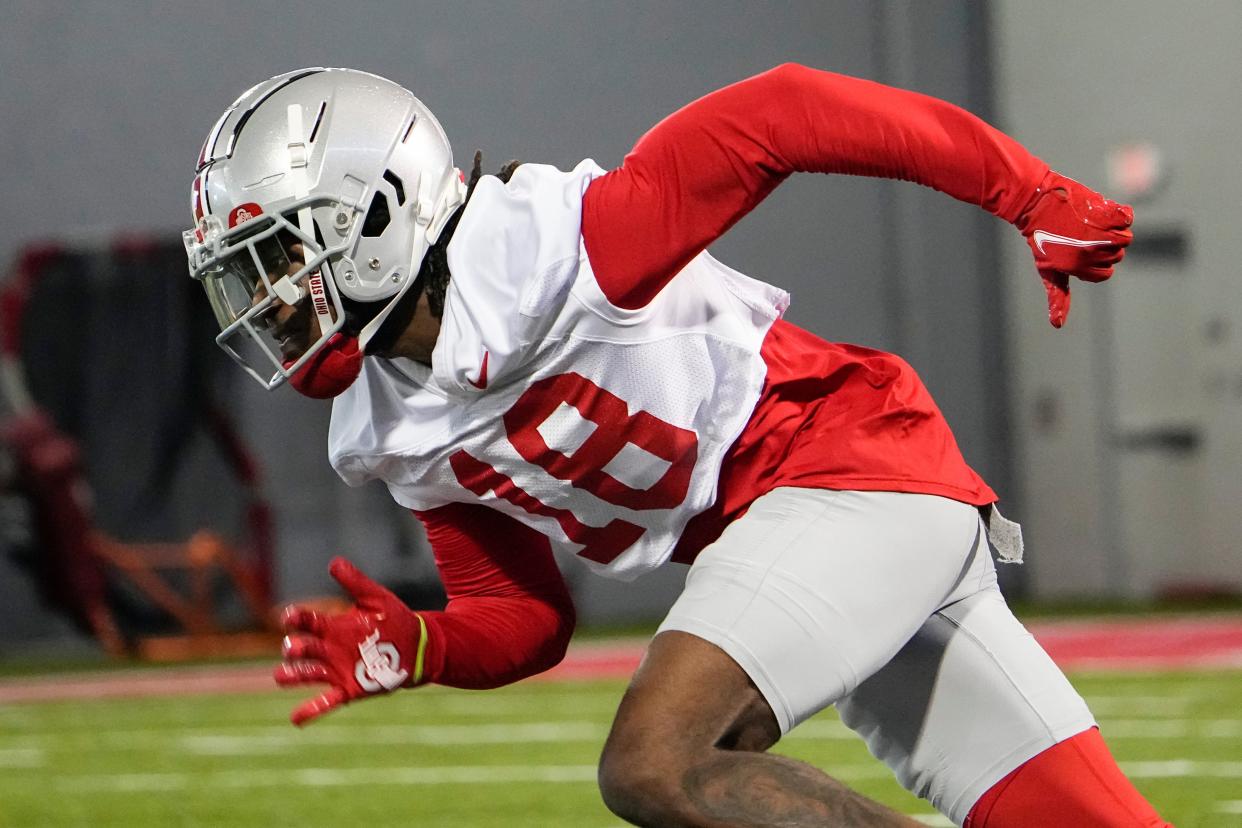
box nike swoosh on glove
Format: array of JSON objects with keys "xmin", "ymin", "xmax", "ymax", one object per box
[
  {"xmin": 1014, "ymin": 170, "xmax": 1135, "ymax": 328},
  {"xmin": 274, "ymin": 556, "xmax": 428, "ymax": 726}
]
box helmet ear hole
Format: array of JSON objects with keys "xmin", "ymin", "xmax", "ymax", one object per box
[
  {"xmin": 360, "ymin": 191, "xmax": 390, "ymax": 238},
  {"xmin": 382, "ymin": 170, "xmax": 406, "ymax": 206}
]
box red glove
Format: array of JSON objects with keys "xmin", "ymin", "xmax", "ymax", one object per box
[
  {"xmin": 274, "ymin": 556, "xmax": 428, "ymax": 726},
  {"xmin": 1014, "ymin": 170, "xmax": 1134, "ymax": 328}
]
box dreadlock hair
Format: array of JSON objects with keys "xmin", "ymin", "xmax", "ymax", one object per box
[{"xmin": 420, "ymin": 151, "xmax": 524, "ymax": 318}]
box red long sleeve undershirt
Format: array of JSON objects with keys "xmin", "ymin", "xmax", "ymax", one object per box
[
  {"xmin": 414, "ymin": 502, "xmax": 575, "ymax": 688},
  {"xmin": 415, "ymin": 64, "xmax": 1045, "ymax": 688},
  {"xmin": 583, "ymin": 62, "xmax": 1046, "ymax": 308}
]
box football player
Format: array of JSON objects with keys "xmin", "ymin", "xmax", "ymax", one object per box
[{"xmin": 185, "ymin": 65, "xmax": 1169, "ymax": 826}]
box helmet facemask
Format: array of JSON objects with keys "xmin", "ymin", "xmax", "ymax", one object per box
[{"xmin": 184, "ymin": 196, "xmax": 352, "ymax": 390}]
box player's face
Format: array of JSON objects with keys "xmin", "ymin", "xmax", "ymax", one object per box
[{"xmin": 249, "ymin": 240, "xmax": 333, "ymax": 363}]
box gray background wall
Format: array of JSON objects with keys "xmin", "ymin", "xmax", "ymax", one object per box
[
  {"xmin": 994, "ymin": 0, "xmax": 1242, "ymax": 599},
  {"xmin": 5, "ymin": 0, "xmax": 1229, "ymax": 650}
]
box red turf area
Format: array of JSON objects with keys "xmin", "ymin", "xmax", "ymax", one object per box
[{"xmin": 1, "ymin": 616, "xmax": 1239, "ymax": 703}]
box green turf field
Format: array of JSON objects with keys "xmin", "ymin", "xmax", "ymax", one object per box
[{"xmin": 0, "ymin": 669, "xmax": 1237, "ymax": 827}]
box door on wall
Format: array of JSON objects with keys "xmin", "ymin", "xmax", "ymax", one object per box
[{"xmin": 994, "ymin": 1, "xmax": 1242, "ymax": 598}]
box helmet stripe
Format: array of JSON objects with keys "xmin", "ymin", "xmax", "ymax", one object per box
[{"xmin": 224, "ymin": 69, "xmax": 323, "ymax": 160}]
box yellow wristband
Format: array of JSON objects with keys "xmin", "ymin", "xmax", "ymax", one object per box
[{"xmin": 412, "ymin": 613, "xmax": 429, "ymax": 685}]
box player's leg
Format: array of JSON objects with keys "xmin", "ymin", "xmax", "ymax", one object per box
[
  {"xmin": 835, "ymin": 529, "xmax": 1171, "ymax": 826},
  {"xmin": 598, "ymin": 629, "xmax": 922, "ymax": 827},
  {"xmin": 599, "ymin": 487, "xmax": 984, "ymax": 827}
]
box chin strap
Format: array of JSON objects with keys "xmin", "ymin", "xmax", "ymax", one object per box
[
  {"xmin": 286, "ymin": 270, "xmax": 427, "ymax": 399},
  {"xmin": 284, "ymin": 102, "xmax": 361, "ymax": 400},
  {"xmin": 280, "ymin": 107, "xmax": 464, "ymax": 400},
  {"xmin": 285, "ymin": 333, "xmax": 363, "ymax": 399}
]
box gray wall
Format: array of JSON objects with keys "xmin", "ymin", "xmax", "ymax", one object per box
[
  {"xmin": 0, "ymin": 1, "xmax": 1008, "ymax": 643},
  {"xmin": 994, "ymin": 0, "xmax": 1242, "ymax": 598}
]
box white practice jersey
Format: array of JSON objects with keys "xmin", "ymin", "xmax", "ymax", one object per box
[{"xmin": 329, "ymin": 161, "xmax": 788, "ymax": 580}]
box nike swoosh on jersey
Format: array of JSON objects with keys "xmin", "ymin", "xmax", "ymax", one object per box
[
  {"xmin": 1032, "ymin": 230, "xmax": 1115, "ymax": 255},
  {"xmin": 468, "ymin": 351, "xmax": 489, "ymax": 389}
]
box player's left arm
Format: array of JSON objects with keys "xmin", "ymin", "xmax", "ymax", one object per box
[{"xmin": 582, "ymin": 62, "xmax": 1132, "ymax": 326}]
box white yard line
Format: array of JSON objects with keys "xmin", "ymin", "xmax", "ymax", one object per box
[
  {"xmin": 1099, "ymin": 720, "xmax": 1190, "ymax": 737},
  {"xmin": 1098, "ymin": 718, "xmax": 1242, "ymax": 738},
  {"xmin": 1122, "ymin": 760, "xmax": 1242, "ymax": 778},
  {"xmin": 0, "ymin": 747, "xmax": 43, "ymax": 767},
  {"xmin": 9, "ymin": 715, "xmax": 1237, "ymax": 758},
  {"xmin": 1082, "ymin": 695, "xmax": 1195, "ymax": 715},
  {"xmin": 1083, "ymin": 695, "xmax": 1197, "ymax": 715},
  {"xmin": 1205, "ymin": 720, "xmax": 1242, "ymax": 738},
  {"xmin": 181, "ymin": 721, "xmax": 610, "ymax": 754},
  {"xmin": 4, "ymin": 762, "xmax": 894, "ymax": 793},
  {"xmin": 1, "ymin": 719, "xmax": 613, "ymax": 751},
  {"xmin": 1217, "ymin": 801, "xmax": 1242, "ymax": 814},
  {"xmin": 25, "ymin": 764, "xmax": 601, "ymax": 793},
  {"xmin": 13, "ymin": 715, "xmax": 1240, "ymax": 753}
]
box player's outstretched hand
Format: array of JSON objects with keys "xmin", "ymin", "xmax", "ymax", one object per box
[
  {"xmin": 274, "ymin": 556, "xmax": 428, "ymax": 726},
  {"xmin": 1014, "ymin": 170, "xmax": 1134, "ymax": 328}
]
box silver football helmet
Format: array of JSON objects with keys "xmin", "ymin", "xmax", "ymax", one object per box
[{"xmin": 183, "ymin": 68, "xmax": 466, "ymax": 389}]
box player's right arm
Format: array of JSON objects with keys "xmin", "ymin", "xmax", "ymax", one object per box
[{"xmin": 275, "ymin": 503, "xmax": 576, "ymax": 725}]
